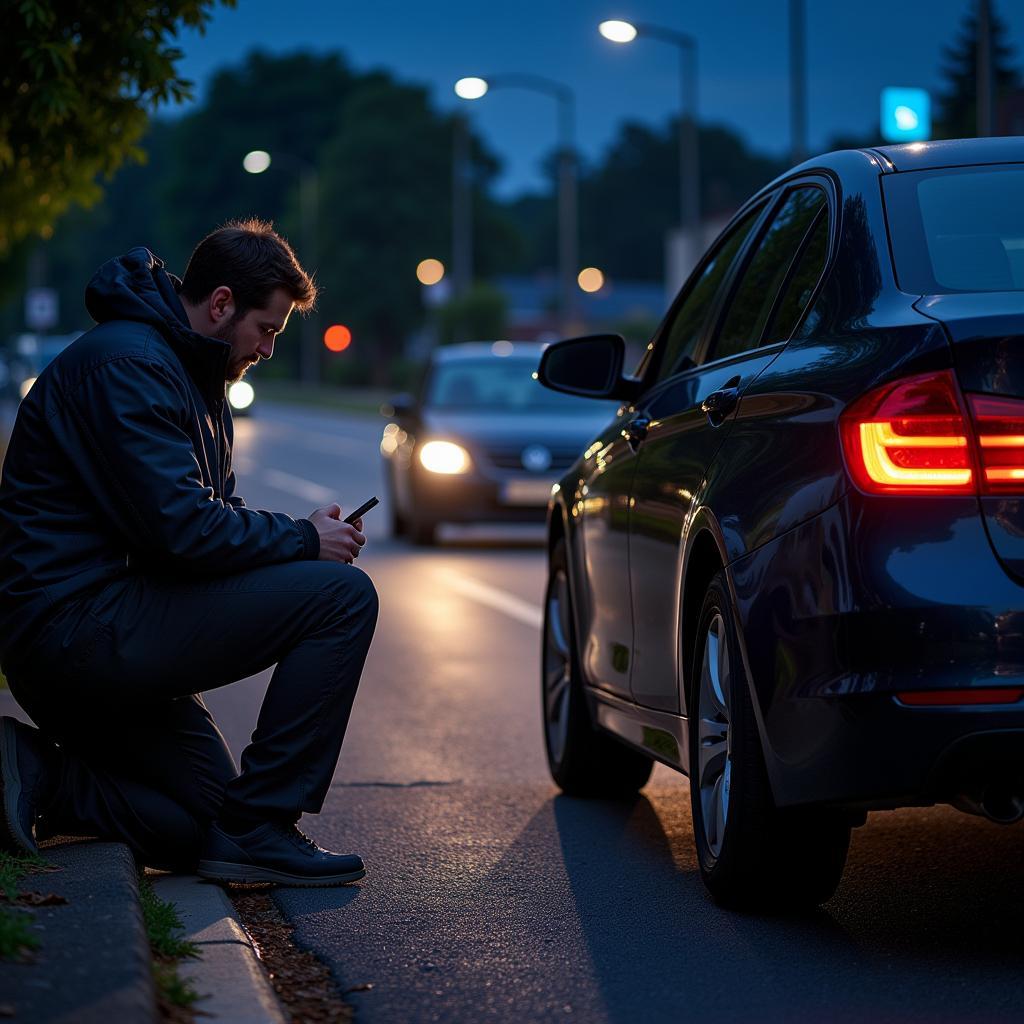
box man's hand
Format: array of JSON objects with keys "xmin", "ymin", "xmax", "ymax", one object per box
[{"xmin": 309, "ymin": 504, "xmax": 366, "ymax": 564}]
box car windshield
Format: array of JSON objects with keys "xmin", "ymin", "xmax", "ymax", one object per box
[
  {"xmin": 425, "ymin": 358, "xmax": 615, "ymax": 413},
  {"xmin": 883, "ymin": 165, "xmax": 1024, "ymax": 293}
]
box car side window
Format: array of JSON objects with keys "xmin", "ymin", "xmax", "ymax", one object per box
[
  {"xmin": 762, "ymin": 208, "xmax": 830, "ymax": 344},
  {"xmin": 707, "ymin": 186, "xmax": 827, "ymax": 363},
  {"xmin": 648, "ymin": 205, "xmax": 763, "ymax": 385}
]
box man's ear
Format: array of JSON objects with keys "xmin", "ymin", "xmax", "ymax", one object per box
[{"xmin": 208, "ymin": 286, "xmax": 235, "ymax": 325}]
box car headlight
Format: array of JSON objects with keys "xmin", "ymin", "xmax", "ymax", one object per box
[
  {"xmin": 228, "ymin": 381, "xmax": 255, "ymax": 410},
  {"xmin": 19, "ymin": 377, "xmax": 36, "ymax": 400},
  {"xmin": 419, "ymin": 440, "xmax": 471, "ymax": 474}
]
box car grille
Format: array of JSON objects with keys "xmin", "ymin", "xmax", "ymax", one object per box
[{"xmin": 480, "ymin": 443, "xmax": 582, "ymax": 473}]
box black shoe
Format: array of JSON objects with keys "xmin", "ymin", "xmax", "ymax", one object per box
[
  {"xmin": 0, "ymin": 717, "xmax": 54, "ymax": 856},
  {"xmin": 197, "ymin": 821, "xmax": 366, "ymax": 886}
]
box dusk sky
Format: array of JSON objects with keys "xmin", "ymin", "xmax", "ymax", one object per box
[{"xmin": 173, "ymin": 0, "xmax": 1024, "ymax": 196}]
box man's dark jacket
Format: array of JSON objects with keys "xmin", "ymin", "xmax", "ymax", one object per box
[{"xmin": 0, "ymin": 248, "xmax": 320, "ymax": 671}]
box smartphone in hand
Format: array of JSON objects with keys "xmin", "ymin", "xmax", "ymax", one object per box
[{"xmin": 344, "ymin": 496, "xmax": 379, "ymax": 525}]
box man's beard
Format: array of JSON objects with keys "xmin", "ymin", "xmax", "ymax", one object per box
[{"xmin": 214, "ymin": 316, "xmax": 248, "ymax": 384}]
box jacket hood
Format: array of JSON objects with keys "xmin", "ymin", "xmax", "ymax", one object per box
[{"xmin": 85, "ymin": 248, "xmax": 226, "ymax": 366}]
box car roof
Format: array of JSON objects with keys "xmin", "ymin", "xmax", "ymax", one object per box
[
  {"xmin": 429, "ymin": 341, "xmax": 547, "ymax": 363},
  {"xmin": 872, "ymin": 136, "xmax": 1024, "ymax": 172}
]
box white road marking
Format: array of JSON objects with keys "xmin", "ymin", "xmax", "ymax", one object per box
[
  {"xmin": 443, "ymin": 571, "xmax": 544, "ymax": 630},
  {"xmin": 261, "ymin": 468, "xmax": 336, "ymax": 505}
]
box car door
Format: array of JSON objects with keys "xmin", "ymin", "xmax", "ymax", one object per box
[
  {"xmin": 627, "ymin": 183, "xmax": 830, "ymax": 712},
  {"xmin": 575, "ymin": 204, "xmax": 767, "ymax": 699}
]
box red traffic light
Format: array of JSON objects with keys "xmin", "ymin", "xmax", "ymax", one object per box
[{"xmin": 324, "ymin": 324, "xmax": 352, "ymax": 352}]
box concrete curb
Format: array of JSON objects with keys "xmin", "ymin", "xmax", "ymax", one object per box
[
  {"xmin": 151, "ymin": 874, "xmax": 286, "ymax": 1024},
  {"xmin": 0, "ymin": 840, "xmax": 157, "ymax": 1023}
]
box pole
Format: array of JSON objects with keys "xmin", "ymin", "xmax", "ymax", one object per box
[
  {"xmin": 789, "ymin": 0, "xmax": 807, "ymax": 164},
  {"xmin": 680, "ymin": 40, "xmax": 700, "ymax": 239},
  {"xmin": 977, "ymin": 0, "xmax": 994, "ymax": 137},
  {"xmin": 452, "ymin": 113, "xmax": 473, "ymax": 302},
  {"xmin": 299, "ymin": 169, "xmax": 320, "ymax": 386},
  {"xmin": 557, "ymin": 92, "xmax": 578, "ymax": 336}
]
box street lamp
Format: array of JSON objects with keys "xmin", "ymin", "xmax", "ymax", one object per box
[
  {"xmin": 455, "ymin": 74, "xmax": 579, "ymax": 336},
  {"xmin": 242, "ymin": 149, "xmax": 320, "ymax": 386},
  {"xmin": 599, "ymin": 20, "xmax": 700, "ymax": 246}
]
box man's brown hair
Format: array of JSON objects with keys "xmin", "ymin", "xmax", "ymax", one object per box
[{"xmin": 179, "ymin": 218, "xmax": 317, "ymax": 316}]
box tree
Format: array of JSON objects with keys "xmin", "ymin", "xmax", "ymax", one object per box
[
  {"xmin": 314, "ymin": 73, "xmax": 511, "ymax": 384},
  {"xmin": 935, "ymin": 1, "xmax": 1020, "ymax": 138},
  {"xmin": 1, "ymin": 0, "xmax": 233, "ymax": 255}
]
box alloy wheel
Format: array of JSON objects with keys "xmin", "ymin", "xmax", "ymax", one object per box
[
  {"xmin": 544, "ymin": 569, "xmax": 573, "ymax": 765},
  {"xmin": 697, "ymin": 613, "xmax": 732, "ymax": 860}
]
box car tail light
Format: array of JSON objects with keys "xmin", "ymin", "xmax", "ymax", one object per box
[
  {"xmin": 966, "ymin": 393, "xmax": 1024, "ymax": 494},
  {"xmin": 840, "ymin": 370, "xmax": 976, "ymax": 495}
]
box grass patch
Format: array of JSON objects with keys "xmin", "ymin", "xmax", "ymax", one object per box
[
  {"xmin": 0, "ymin": 851, "xmax": 51, "ymax": 959},
  {"xmin": 137, "ymin": 876, "xmax": 201, "ymax": 1012},
  {"xmin": 0, "ymin": 851, "xmax": 50, "ymax": 901},
  {"xmin": 0, "ymin": 907, "xmax": 38, "ymax": 958}
]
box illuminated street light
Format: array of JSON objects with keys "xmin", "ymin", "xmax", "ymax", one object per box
[
  {"xmin": 455, "ymin": 72, "xmax": 579, "ymax": 335},
  {"xmin": 577, "ymin": 267, "xmax": 605, "ymax": 293},
  {"xmin": 597, "ymin": 19, "xmax": 700, "ymax": 263},
  {"xmin": 242, "ymin": 150, "xmax": 271, "ymax": 174},
  {"xmin": 416, "ymin": 258, "xmax": 445, "ymax": 286},
  {"xmin": 454, "ymin": 77, "xmax": 489, "ymax": 100},
  {"xmin": 598, "ymin": 20, "xmax": 638, "ymax": 43},
  {"xmin": 240, "ymin": 149, "xmax": 321, "ymax": 384}
]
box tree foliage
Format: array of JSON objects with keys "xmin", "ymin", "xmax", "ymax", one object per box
[
  {"xmin": 935, "ymin": 2, "xmax": 1020, "ymax": 138},
  {"xmin": 1, "ymin": 0, "xmax": 233, "ymax": 255}
]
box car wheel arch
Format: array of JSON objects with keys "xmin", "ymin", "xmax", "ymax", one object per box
[{"xmin": 680, "ymin": 522, "xmax": 727, "ymax": 718}]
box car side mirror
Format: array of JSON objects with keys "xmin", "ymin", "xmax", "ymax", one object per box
[
  {"xmin": 381, "ymin": 392, "xmax": 417, "ymax": 419},
  {"xmin": 536, "ymin": 334, "xmax": 637, "ymax": 402}
]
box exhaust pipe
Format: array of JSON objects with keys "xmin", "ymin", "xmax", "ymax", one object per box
[
  {"xmin": 953, "ymin": 782, "xmax": 1024, "ymax": 824},
  {"xmin": 980, "ymin": 784, "xmax": 1024, "ymax": 824}
]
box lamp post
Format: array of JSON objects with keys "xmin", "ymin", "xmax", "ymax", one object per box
[
  {"xmin": 242, "ymin": 149, "xmax": 320, "ymax": 386},
  {"xmin": 455, "ymin": 74, "xmax": 579, "ymax": 336},
  {"xmin": 599, "ymin": 20, "xmax": 700, "ymax": 245}
]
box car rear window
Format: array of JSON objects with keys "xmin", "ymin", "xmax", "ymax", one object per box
[
  {"xmin": 424, "ymin": 358, "xmax": 616, "ymax": 413},
  {"xmin": 883, "ymin": 164, "xmax": 1024, "ymax": 294}
]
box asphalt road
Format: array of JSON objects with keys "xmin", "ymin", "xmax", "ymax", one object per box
[
  {"xmin": 6, "ymin": 396, "xmax": 1023, "ymax": 1021},
  {"xmin": 198, "ymin": 399, "xmax": 1024, "ymax": 1024}
]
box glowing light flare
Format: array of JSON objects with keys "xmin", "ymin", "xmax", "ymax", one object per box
[
  {"xmin": 599, "ymin": 19, "xmax": 638, "ymax": 43},
  {"xmin": 243, "ymin": 150, "xmax": 271, "ymax": 174},
  {"xmin": 19, "ymin": 377, "xmax": 36, "ymax": 399},
  {"xmin": 324, "ymin": 324, "xmax": 352, "ymax": 352},
  {"xmin": 419, "ymin": 440, "xmax": 471, "ymax": 475},
  {"xmin": 227, "ymin": 381, "xmax": 255, "ymax": 410},
  {"xmin": 491, "ymin": 340, "xmax": 514, "ymax": 357},
  {"xmin": 455, "ymin": 77, "xmax": 489, "ymax": 100},
  {"xmin": 577, "ymin": 267, "xmax": 605, "ymax": 293},
  {"xmin": 416, "ymin": 258, "xmax": 445, "ymax": 286}
]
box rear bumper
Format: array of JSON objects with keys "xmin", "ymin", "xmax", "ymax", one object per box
[
  {"xmin": 758, "ymin": 691, "xmax": 1024, "ymax": 809},
  {"xmin": 730, "ymin": 491, "xmax": 1024, "ymax": 808}
]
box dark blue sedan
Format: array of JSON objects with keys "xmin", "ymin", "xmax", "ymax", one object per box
[{"xmin": 538, "ymin": 137, "xmax": 1024, "ymax": 909}]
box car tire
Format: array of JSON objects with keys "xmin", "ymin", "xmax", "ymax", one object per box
[
  {"xmin": 543, "ymin": 538, "xmax": 653, "ymax": 798},
  {"xmin": 688, "ymin": 570, "xmax": 851, "ymax": 910}
]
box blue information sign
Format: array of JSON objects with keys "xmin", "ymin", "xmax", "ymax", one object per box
[{"xmin": 881, "ymin": 87, "xmax": 931, "ymax": 143}]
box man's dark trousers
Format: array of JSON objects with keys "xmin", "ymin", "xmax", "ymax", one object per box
[{"xmin": 5, "ymin": 560, "xmax": 378, "ymax": 868}]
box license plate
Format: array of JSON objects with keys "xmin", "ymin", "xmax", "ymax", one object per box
[{"xmin": 501, "ymin": 479, "xmax": 555, "ymax": 506}]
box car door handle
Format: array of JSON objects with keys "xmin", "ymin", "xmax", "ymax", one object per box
[
  {"xmin": 701, "ymin": 376, "xmax": 742, "ymax": 427},
  {"xmin": 622, "ymin": 416, "xmax": 651, "ymax": 452}
]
